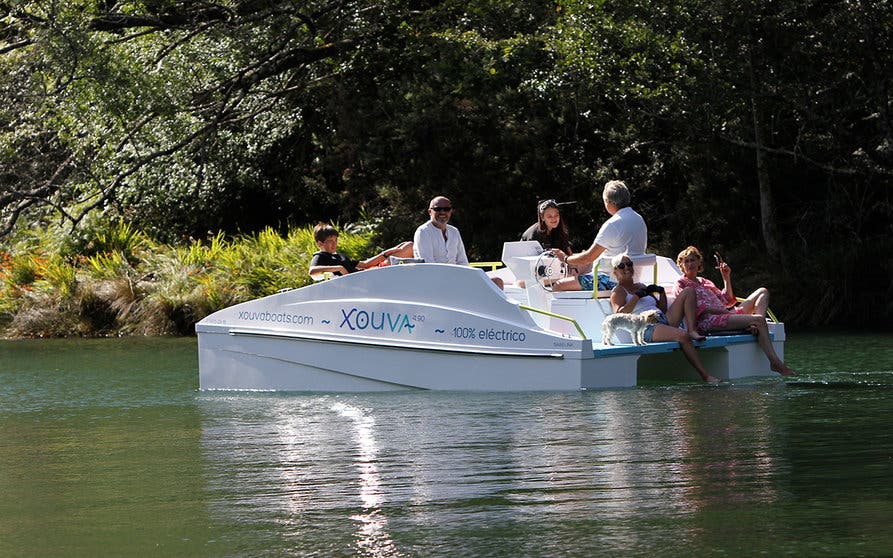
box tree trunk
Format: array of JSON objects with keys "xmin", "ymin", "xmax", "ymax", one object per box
[{"xmin": 748, "ymin": 58, "xmax": 781, "ymax": 261}]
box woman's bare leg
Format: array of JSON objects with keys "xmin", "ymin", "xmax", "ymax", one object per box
[
  {"xmin": 739, "ymin": 287, "xmax": 769, "ymax": 316},
  {"xmin": 391, "ymin": 241, "xmax": 415, "ymax": 259},
  {"xmin": 666, "ymin": 287, "xmax": 705, "ymax": 341},
  {"xmin": 723, "ymin": 314, "xmax": 795, "ymax": 375},
  {"xmin": 651, "ymin": 325, "xmax": 718, "ymax": 382}
]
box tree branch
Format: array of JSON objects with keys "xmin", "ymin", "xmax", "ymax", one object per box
[
  {"xmin": 0, "ymin": 152, "xmax": 76, "ymax": 236},
  {"xmin": 0, "ymin": 38, "xmax": 32, "ymax": 54},
  {"xmin": 718, "ymin": 134, "xmax": 892, "ymax": 176},
  {"xmin": 89, "ymin": 4, "xmax": 233, "ymax": 32}
]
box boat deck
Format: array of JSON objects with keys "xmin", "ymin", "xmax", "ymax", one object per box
[{"xmin": 592, "ymin": 332, "xmax": 766, "ymax": 357}]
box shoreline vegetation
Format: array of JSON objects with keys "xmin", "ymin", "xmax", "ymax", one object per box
[
  {"xmin": 2, "ymin": 219, "xmax": 891, "ymax": 338},
  {"xmin": 0, "ymin": 221, "xmax": 376, "ymax": 338}
]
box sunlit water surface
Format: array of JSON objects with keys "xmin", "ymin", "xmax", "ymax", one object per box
[{"xmin": 1, "ymin": 332, "xmax": 891, "ymax": 557}]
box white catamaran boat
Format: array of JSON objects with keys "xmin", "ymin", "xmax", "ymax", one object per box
[{"xmin": 196, "ymin": 242, "xmax": 786, "ymax": 391}]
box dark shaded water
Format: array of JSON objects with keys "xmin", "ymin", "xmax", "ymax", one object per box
[{"xmin": 1, "ymin": 332, "xmax": 891, "ymax": 557}]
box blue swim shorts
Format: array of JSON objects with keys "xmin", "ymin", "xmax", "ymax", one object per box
[
  {"xmin": 578, "ymin": 273, "xmax": 616, "ymax": 292},
  {"xmin": 642, "ymin": 310, "xmax": 670, "ymax": 343}
]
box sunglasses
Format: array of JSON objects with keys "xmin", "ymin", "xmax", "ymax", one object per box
[
  {"xmin": 538, "ymin": 199, "xmax": 558, "ymax": 213},
  {"xmin": 615, "ymin": 261, "xmax": 634, "ymax": 270},
  {"xmin": 430, "ymin": 206, "xmax": 452, "ymax": 212}
]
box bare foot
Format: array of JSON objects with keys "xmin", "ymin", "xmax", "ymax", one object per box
[
  {"xmin": 690, "ymin": 331, "xmax": 706, "ymax": 342},
  {"xmin": 771, "ymin": 362, "xmax": 796, "ymax": 376},
  {"xmin": 702, "ymin": 374, "xmax": 720, "ymax": 383}
]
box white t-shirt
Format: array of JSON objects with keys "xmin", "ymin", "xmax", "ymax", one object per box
[
  {"xmin": 593, "ymin": 206, "xmax": 647, "ymax": 257},
  {"xmin": 413, "ymin": 221, "xmax": 469, "ymax": 265}
]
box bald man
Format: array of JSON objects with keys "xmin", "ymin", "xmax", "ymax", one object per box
[
  {"xmin": 413, "ymin": 195, "xmax": 469, "ymax": 265},
  {"xmin": 413, "ymin": 195, "xmax": 503, "ymax": 289}
]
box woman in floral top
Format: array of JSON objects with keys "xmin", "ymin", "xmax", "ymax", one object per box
[{"xmin": 673, "ymin": 246, "xmax": 794, "ymax": 376}]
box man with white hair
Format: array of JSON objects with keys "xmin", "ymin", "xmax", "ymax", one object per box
[{"xmin": 552, "ymin": 180, "xmax": 647, "ymax": 291}]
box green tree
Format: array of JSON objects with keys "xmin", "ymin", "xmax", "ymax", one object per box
[{"xmin": 1, "ymin": 0, "xmax": 396, "ymax": 239}]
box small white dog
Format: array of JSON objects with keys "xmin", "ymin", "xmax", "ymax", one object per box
[{"xmin": 601, "ymin": 310, "xmax": 661, "ymax": 346}]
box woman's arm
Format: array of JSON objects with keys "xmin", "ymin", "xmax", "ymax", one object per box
[
  {"xmin": 656, "ymin": 289, "xmax": 668, "ymax": 313},
  {"xmin": 356, "ymin": 240, "xmax": 414, "ymax": 270},
  {"xmin": 609, "ymin": 287, "xmax": 628, "ymax": 313},
  {"xmin": 610, "ymin": 284, "xmax": 644, "ymax": 314},
  {"xmin": 717, "ymin": 262, "xmax": 736, "ymax": 304}
]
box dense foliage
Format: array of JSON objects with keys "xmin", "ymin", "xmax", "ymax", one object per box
[
  {"xmin": 0, "ymin": 220, "xmax": 375, "ymax": 336},
  {"xmin": 1, "ymin": 0, "xmax": 891, "ymax": 329}
]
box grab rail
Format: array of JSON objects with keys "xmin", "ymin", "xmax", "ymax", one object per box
[
  {"xmin": 470, "ymin": 261, "xmax": 504, "ymax": 271},
  {"xmin": 519, "ymin": 305, "xmax": 587, "ymax": 340}
]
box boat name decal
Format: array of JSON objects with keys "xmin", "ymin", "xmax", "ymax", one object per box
[
  {"xmin": 452, "ymin": 327, "xmax": 526, "ymax": 343},
  {"xmin": 238, "ymin": 310, "xmax": 313, "ymax": 325},
  {"xmin": 339, "ymin": 308, "xmax": 415, "ymax": 334}
]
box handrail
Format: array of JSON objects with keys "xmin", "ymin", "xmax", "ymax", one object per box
[
  {"xmin": 519, "ymin": 304, "xmax": 587, "ymax": 340},
  {"xmin": 470, "ymin": 261, "xmax": 504, "ymax": 271},
  {"xmin": 593, "ymin": 261, "xmax": 600, "ymax": 299},
  {"xmin": 737, "ymin": 297, "xmax": 779, "ymax": 323}
]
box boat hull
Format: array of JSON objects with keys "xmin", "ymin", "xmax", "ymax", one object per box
[{"xmin": 198, "ymin": 330, "xmax": 637, "ymax": 391}]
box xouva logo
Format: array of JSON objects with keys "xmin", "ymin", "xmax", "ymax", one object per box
[{"xmin": 339, "ymin": 308, "xmax": 415, "ymax": 334}]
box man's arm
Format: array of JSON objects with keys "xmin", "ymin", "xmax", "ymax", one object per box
[
  {"xmin": 563, "ymin": 218, "xmax": 613, "ymax": 267},
  {"xmin": 565, "ymin": 240, "xmax": 605, "ymax": 267},
  {"xmin": 455, "ymin": 229, "xmax": 469, "ymax": 266}
]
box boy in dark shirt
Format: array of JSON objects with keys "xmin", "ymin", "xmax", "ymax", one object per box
[{"xmin": 308, "ymin": 223, "xmax": 413, "ymax": 277}]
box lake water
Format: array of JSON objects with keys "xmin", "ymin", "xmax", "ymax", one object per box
[{"xmin": 1, "ymin": 332, "xmax": 891, "ymax": 557}]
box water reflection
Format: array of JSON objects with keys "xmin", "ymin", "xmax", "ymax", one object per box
[
  {"xmin": 198, "ymin": 395, "xmax": 400, "ymax": 556},
  {"xmin": 668, "ymin": 389, "xmax": 783, "ymax": 511},
  {"xmin": 195, "ymin": 377, "xmax": 888, "ymax": 557},
  {"xmin": 332, "ymin": 402, "xmax": 398, "ymax": 557}
]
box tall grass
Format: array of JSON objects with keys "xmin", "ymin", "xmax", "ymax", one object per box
[{"xmin": 0, "ymin": 221, "xmax": 377, "ymax": 337}]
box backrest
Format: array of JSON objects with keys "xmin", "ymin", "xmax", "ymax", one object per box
[
  {"xmin": 500, "ymin": 241, "xmax": 544, "ymax": 284},
  {"xmin": 595, "ymin": 253, "xmax": 658, "ymax": 285}
]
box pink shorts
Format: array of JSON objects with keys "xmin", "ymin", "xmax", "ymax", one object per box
[{"xmin": 697, "ymin": 307, "xmax": 745, "ymax": 334}]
